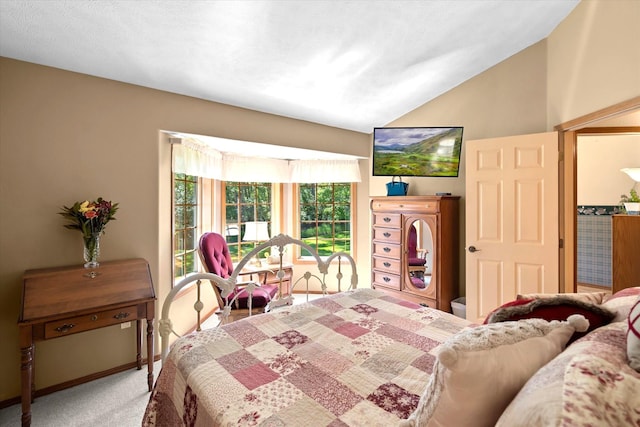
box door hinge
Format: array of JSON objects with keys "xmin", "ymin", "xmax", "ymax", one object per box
[
  {"xmin": 558, "ymin": 151, "xmax": 564, "ymax": 162},
  {"xmin": 559, "ymin": 238, "xmax": 564, "ymax": 249}
]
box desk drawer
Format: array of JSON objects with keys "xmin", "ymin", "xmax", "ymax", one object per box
[
  {"xmin": 372, "ymin": 271, "xmax": 402, "ymax": 290},
  {"xmin": 44, "ymin": 305, "xmax": 139, "ymax": 339}
]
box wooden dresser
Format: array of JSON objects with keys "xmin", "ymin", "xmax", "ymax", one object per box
[
  {"xmin": 371, "ymin": 196, "xmax": 459, "ymax": 312},
  {"xmin": 18, "ymin": 258, "xmax": 156, "ymax": 427},
  {"xmin": 612, "ymin": 215, "xmax": 640, "ymax": 293}
]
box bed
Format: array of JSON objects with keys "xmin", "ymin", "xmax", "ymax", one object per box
[
  {"xmin": 144, "ymin": 288, "xmax": 470, "ymax": 426},
  {"xmin": 143, "ymin": 234, "xmax": 640, "ymax": 426},
  {"xmin": 142, "ymin": 235, "xmax": 471, "ymax": 426}
]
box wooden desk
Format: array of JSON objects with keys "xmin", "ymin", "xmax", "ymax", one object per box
[{"xmin": 18, "ymin": 258, "xmax": 156, "ymax": 427}]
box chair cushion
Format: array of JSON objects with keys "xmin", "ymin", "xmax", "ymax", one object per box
[
  {"xmin": 410, "ymin": 277, "xmax": 426, "ymax": 289},
  {"xmin": 227, "ymin": 284, "xmax": 279, "ymax": 309}
]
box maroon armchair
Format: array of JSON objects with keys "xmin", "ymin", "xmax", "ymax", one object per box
[
  {"xmin": 407, "ymin": 224, "xmax": 428, "ymax": 289},
  {"xmin": 408, "ymin": 224, "xmax": 427, "ymax": 268},
  {"xmin": 198, "ymin": 232, "xmax": 278, "ymax": 319}
]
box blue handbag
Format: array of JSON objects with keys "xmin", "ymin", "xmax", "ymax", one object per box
[{"xmin": 386, "ymin": 176, "xmax": 408, "ymax": 196}]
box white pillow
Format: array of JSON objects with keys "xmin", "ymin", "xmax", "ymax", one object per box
[
  {"xmin": 628, "ymin": 296, "xmax": 640, "ymax": 371},
  {"xmin": 402, "ymin": 315, "xmax": 589, "ymax": 427}
]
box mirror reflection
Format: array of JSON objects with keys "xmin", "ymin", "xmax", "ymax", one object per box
[{"xmin": 407, "ymin": 219, "xmax": 433, "ymax": 290}]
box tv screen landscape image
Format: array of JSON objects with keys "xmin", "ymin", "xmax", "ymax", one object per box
[{"xmin": 372, "ymin": 127, "xmax": 464, "ymax": 177}]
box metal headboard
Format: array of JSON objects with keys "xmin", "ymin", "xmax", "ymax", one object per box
[{"xmin": 159, "ymin": 234, "xmax": 358, "ymax": 362}]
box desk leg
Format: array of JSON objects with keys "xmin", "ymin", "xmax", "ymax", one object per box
[
  {"xmin": 136, "ymin": 319, "xmax": 142, "ymax": 370},
  {"xmin": 19, "ymin": 327, "xmax": 33, "ymax": 427},
  {"xmin": 146, "ymin": 318, "xmax": 154, "ymax": 391}
]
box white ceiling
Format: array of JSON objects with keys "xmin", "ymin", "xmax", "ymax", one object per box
[{"xmin": 0, "ymin": 0, "xmax": 579, "ymax": 134}]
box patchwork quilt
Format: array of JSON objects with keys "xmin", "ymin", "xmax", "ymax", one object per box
[{"xmin": 143, "ymin": 288, "xmax": 470, "ymax": 426}]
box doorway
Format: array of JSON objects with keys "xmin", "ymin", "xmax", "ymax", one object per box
[{"xmin": 556, "ymin": 96, "xmax": 640, "ymax": 293}]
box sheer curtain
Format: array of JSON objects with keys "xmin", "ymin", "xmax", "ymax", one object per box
[
  {"xmin": 172, "ymin": 138, "xmax": 223, "ymax": 179},
  {"xmin": 289, "ymin": 159, "xmax": 361, "ymax": 183},
  {"xmin": 172, "ymin": 138, "xmax": 361, "ymax": 183}
]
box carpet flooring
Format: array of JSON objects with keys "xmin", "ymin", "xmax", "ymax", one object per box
[{"xmin": 0, "ymin": 361, "xmax": 160, "ymax": 427}]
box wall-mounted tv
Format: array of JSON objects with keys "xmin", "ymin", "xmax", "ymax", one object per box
[{"xmin": 372, "ymin": 127, "xmax": 464, "ymax": 177}]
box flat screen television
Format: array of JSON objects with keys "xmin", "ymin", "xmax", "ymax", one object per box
[{"xmin": 372, "ymin": 127, "xmax": 464, "ymax": 177}]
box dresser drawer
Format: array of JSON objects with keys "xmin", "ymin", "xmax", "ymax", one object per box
[
  {"xmin": 373, "ymin": 256, "xmax": 402, "ymax": 274},
  {"xmin": 372, "ymin": 271, "xmax": 402, "ymax": 290},
  {"xmin": 44, "ymin": 305, "xmax": 139, "ymax": 339},
  {"xmin": 373, "ymin": 227, "xmax": 401, "ymax": 244},
  {"xmin": 372, "ymin": 197, "xmax": 440, "ymax": 214},
  {"xmin": 372, "ymin": 212, "xmax": 401, "ymax": 228},
  {"xmin": 372, "ymin": 241, "xmax": 402, "ymax": 259}
]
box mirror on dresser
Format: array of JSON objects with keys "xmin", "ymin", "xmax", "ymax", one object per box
[{"xmin": 404, "ymin": 218, "xmax": 434, "ymax": 294}]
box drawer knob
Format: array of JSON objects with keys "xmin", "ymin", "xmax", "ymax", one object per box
[
  {"xmin": 83, "ymin": 271, "xmax": 100, "ymax": 279},
  {"xmin": 54, "ymin": 324, "xmax": 75, "ymax": 333},
  {"xmin": 113, "ymin": 312, "xmax": 130, "ymax": 320},
  {"xmin": 91, "ymin": 315, "xmax": 98, "ymax": 321},
  {"xmin": 383, "ymin": 232, "xmax": 391, "ymax": 237},
  {"xmin": 383, "ymin": 262, "xmax": 391, "ymax": 267},
  {"xmin": 383, "ymin": 217, "xmax": 391, "ymax": 222},
  {"xmin": 383, "ymin": 277, "xmax": 391, "ymax": 282},
  {"xmin": 383, "ymin": 247, "xmax": 391, "ymax": 253}
]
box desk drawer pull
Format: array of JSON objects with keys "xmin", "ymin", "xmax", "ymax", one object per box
[
  {"xmin": 383, "ymin": 247, "xmax": 391, "ymax": 253},
  {"xmin": 54, "ymin": 324, "xmax": 75, "ymax": 333},
  {"xmin": 383, "ymin": 276, "xmax": 391, "ymax": 282},
  {"xmin": 383, "ymin": 217, "xmax": 391, "ymax": 223},
  {"xmin": 83, "ymin": 271, "xmax": 100, "ymax": 279},
  {"xmin": 113, "ymin": 312, "xmax": 130, "ymax": 320},
  {"xmin": 383, "ymin": 232, "xmax": 391, "ymax": 237},
  {"xmin": 383, "ymin": 262, "xmax": 391, "ymax": 267}
]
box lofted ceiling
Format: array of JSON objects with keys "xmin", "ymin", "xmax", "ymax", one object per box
[{"xmin": 0, "ymin": 0, "xmax": 580, "ymax": 134}]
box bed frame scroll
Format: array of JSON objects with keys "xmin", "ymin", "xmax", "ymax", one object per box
[{"xmin": 159, "ymin": 234, "xmax": 358, "ymax": 362}]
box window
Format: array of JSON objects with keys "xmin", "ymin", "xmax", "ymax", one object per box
[
  {"xmin": 224, "ymin": 182, "xmax": 272, "ymax": 262},
  {"xmin": 173, "ymin": 173, "xmax": 199, "ymax": 280},
  {"xmin": 298, "ymin": 183, "xmax": 353, "ymax": 257}
]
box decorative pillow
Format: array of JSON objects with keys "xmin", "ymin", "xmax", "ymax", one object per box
[
  {"xmin": 497, "ymin": 322, "xmax": 640, "ymax": 427},
  {"xmin": 402, "ymin": 315, "xmax": 589, "ymax": 427},
  {"xmin": 517, "ymin": 291, "xmax": 608, "ymax": 305},
  {"xmin": 628, "ymin": 296, "xmax": 640, "ymax": 372},
  {"xmin": 485, "ymin": 296, "xmax": 614, "ymax": 341},
  {"xmin": 603, "ymin": 286, "xmax": 640, "ymax": 322}
]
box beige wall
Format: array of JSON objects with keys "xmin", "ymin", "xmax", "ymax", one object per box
[
  {"xmin": 372, "ymin": 39, "xmax": 549, "ymax": 295},
  {"xmin": 0, "ymin": 59, "xmax": 370, "ymax": 401},
  {"xmin": 1, "ymin": 0, "xmax": 639, "ymax": 405},
  {"xmin": 547, "ymin": 0, "xmax": 640, "ymax": 127},
  {"xmin": 577, "ymin": 134, "xmax": 640, "ymax": 205}
]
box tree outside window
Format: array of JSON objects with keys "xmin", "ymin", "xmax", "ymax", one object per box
[
  {"xmin": 224, "ymin": 182, "xmax": 272, "ymax": 262},
  {"xmin": 299, "ymin": 183, "xmax": 351, "ymax": 256},
  {"xmin": 174, "ymin": 173, "xmax": 199, "ymax": 280}
]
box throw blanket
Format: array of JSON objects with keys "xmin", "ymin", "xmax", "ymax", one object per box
[{"xmin": 143, "ymin": 288, "xmax": 470, "ymax": 426}]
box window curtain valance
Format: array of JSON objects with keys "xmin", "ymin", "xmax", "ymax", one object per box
[{"xmin": 172, "ymin": 138, "xmax": 361, "ymax": 183}]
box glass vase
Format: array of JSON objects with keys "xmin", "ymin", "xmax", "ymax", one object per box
[{"xmin": 83, "ymin": 233, "xmax": 101, "ymax": 268}]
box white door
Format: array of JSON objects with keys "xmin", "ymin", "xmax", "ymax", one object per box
[{"xmin": 465, "ymin": 132, "xmax": 559, "ymax": 322}]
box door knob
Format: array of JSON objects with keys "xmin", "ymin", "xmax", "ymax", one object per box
[{"xmin": 468, "ymin": 245, "xmax": 480, "ymax": 253}]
